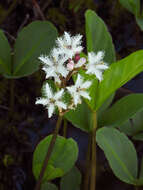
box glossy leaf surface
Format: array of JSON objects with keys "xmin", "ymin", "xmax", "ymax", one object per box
[
  {"xmin": 98, "ymin": 94, "xmax": 143, "ymax": 127},
  {"xmin": 64, "ymin": 100, "xmax": 93, "ymax": 132},
  {"xmin": 33, "ymin": 135, "xmax": 78, "ymax": 181},
  {"xmin": 95, "ymin": 50, "xmax": 143, "ymax": 110},
  {"xmin": 60, "ymin": 166, "xmax": 81, "ymax": 190},
  {"xmin": 85, "ymin": 9, "xmax": 116, "ymax": 63},
  {"xmin": 13, "ymin": 21, "xmax": 58, "ymax": 78},
  {"xmin": 96, "ymin": 127, "xmax": 138, "ymax": 184},
  {"xmin": 118, "ymin": 110, "xmax": 143, "ymax": 136},
  {"xmin": 0, "ymin": 30, "xmax": 11, "ymax": 76}
]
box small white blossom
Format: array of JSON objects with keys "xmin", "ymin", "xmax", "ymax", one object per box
[
  {"xmin": 86, "ymin": 51, "xmax": 108, "ymax": 81},
  {"xmin": 56, "ymin": 32, "xmax": 83, "ymax": 59},
  {"xmin": 35, "ymin": 83, "xmax": 67, "ymax": 118},
  {"xmin": 67, "ymin": 74, "xmax": 91, "ymax": 106},
  {"xmin": 39, "ymin": 48, "xmax": 69, "ymax": 83},
  {"xmin": 75, "ymin": 57, "xmax": 86, "ymax": 68}
]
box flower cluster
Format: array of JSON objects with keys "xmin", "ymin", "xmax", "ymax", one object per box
[{"xmin": 36, "ymin": 32, "xmax": 109, "ymax": 118}]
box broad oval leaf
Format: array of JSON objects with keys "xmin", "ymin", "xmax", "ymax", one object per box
[
  {"xmin": 95, "ymin": 50, "xmax": 143, "ymax": 111},
  {"xmin": 0, "ymin": 30, "xmax": 11, "ymax": 76},
  {"xmin": 60, "ymin": 166, "xmax": 81, "ymax": 190},
  {"xmin": 98, "ymin": 94, "xmax": 143, "ymax": 127},
  {"xmin": 84, "ymin": 9, "xmax": 116, "ymax": 111},
  {"xmin": 41, "ymin": 182, "xmax": 58, "ymax": 190},
  {"xmin": 13, "ymin": 21, "xmax": 58, "ymax": 78},
  {"xmin": 33, "ymin": 135, "xmax": 78, "ymax": 181},
  {"xmin": 96, "ymin": 127, "xmax": 138, "ymax": 184},
  {"xmin": 119, "ymin": 0, "xmax": 140, "ymax": 16},
  {"xmin": 64, "ymin": 100, "xmax": 93, "ymax": 133},
  {"xmin": 118, "ymin": 110, "xmax": 143, "ymax": 136},
  {"xmin": 85, "ymin": 9, "xmax": 116, "ymax": 63}
]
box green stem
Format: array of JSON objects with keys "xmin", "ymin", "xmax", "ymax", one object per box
[
  {"xmin": 63, "ymin": 118, "xmax": 67, "ymax": 138},
  {"xmin": 34, "ymin": 116, "xmax": 63, "ymax": 190},
  {"xmin": 83, "ymin": 133, "xmax": 92, "ymax": 190},
  {"xmin": 90, "ymin": 112, "xmax": 97, "ymax": 190}
]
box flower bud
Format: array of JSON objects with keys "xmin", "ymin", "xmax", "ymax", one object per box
[
  {"xmin": 74, "ymin": 54, "xmax": 80, "ymax": 62},
  {"xmin": 67, "ymin": 60, "xmax": 74, "ymax": 71}
]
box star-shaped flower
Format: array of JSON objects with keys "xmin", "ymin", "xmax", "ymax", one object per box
[
  {"xmin": 35, "ymin": 83, "xmax": 67, "ymax": 118},
  {"xmin": 56, "ymin": 32, "xmax": 83, "ymax": 59},
  {"xmin": 86, "ymin": 51, "xmax": 109, "ymax": 81},
  {"xmin": 39, "ymin": 48, "xmax": 69, "ymax": 84},
  {"xmin": 67, "ymin": 74, "xmax": 91, "ymax": 106}
]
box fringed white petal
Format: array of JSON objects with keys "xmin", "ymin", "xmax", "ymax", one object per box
[
  {"xmin": 54, "ymin": 89, "xmax": 64, "ymax": 100},
  {"xmin": 48, "ymin": 104, "xmax": 55, "ymax": 118},
  {"xmin": 35, "ymin": 98, "xmax": 47, "ymax": 106},
  {"xmin": 56, "ymin": 101, "xmax": 67, "ymax": 110},
  {"xmin": 80, "ymin": 91, "xmax": 91, "ymax": 100},
  {"xmin": 81, "ymin": 81, "xmax": 92, "ymax": 89}
]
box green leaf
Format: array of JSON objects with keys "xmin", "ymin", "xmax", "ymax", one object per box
[
  {"xmin": 97, "ymin": 93, "xmax": 115, "ymax": 120},
  {"xmin": 41, "ymin": 182, "xmax": 58, "ymax": 190},
  {"xmin": 85, "ymin": 9, "xmax": 116, "ymax": 63},
  {"xmin": 139, "ymin": 157, "xmax": 143, "ymax": 181},
  {"xmin": 118, "ymin": 110, "xmax": 143, "ymax": 136},
  {"xmin": 0, "ymin": 30, "xmax": 11, "ymax": 76},
  {"xmin": 84, "ymin": 9, "xmax": 116, "ymax": 111},
  {"xmin": 64, "ymin": 100, "xmax": 93, "ymax": 132},
  {"xmin": 96, "ymin": 127, "xmax": 138, "ymax": 184},
  {"xmin": 95, "ymin": 50, "xmax": 143, "ymax": 111},
  {"xmin": 98, "ymin": 94, "xmax": 143, "ymax": 127},
  {"xmin": 133, "ymin": 133, "xmax": 143, "ymax": 141},
  {"xmin": 60, "ymin": 166, "xmax": 81, "ymax": 190},
  {"xmin": 119, "ymin": 0, "xmax": 140, "ymax": 16},
  {"xmin": 12, "ymin": 21, "xmax": 58, "ymax": 78},
  {"xmin": 33, "ymin": 135, "xmax": 78, "ymax": 181},
  {"xmin": 136, "ymin": 16, "xmax": 143, "ymax": 31}
]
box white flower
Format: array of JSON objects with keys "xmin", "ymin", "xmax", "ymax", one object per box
[
  {"xmin": 56, "ymin": 32, "xmax": 83, "ymax": 59},
  {"xmin": 86, "ymin": 51, "xmax": 109, "ymax": 81},
  {"xmin": 75, "ymin": 57, "xmax": 86, "ymax": 68},
  {"xmin": 39, "ymin": 48, "xmax": 69, "ymax": 83},
  {"xmin": 35, "ymin": 83, "xmax": 67, "ymax": 118},
  {"xmin": 67, "ymin": 74, "xmax": 91, "ymax": 106}
]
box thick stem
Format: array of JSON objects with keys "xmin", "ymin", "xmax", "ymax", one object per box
[
  {"xmin": 83, "ymin": 133, "xmax": 92, "ymax": 190},
  {"xmin": 90, "ymin": 112, "xmax": 97, "ymax": 190},
  {"xmin": 34, "ymin": 116, "xmax": 63, "ymax": 190},
  {"xmin": 63, "ymin": 118, "xmax": 67, "ymax": 138}
]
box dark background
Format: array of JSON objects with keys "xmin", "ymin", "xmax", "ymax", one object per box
[{"xmin": 0, "ymin": 0, "xmax": 143, "ymax": 190}]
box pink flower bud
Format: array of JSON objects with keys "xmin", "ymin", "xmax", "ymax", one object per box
[
  {"xmin": 67, "ymin": 60, "xmax": 74, "ymax": 71},
  {"xmin": 74, "ymin": 54, "xmax": 80, "ymax": 62}
]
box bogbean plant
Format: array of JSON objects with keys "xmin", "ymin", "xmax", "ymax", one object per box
[{"xmin": 1, "ymin": 8, "xmax": 143, "ymax": 190}]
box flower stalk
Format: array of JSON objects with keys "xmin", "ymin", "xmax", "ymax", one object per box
[
  {"xmin": 83, "ymin": 133, "xmax": 92, "ymax": 190},
  {"xmin": 34, "ymin": 115, "xmax": 63, "ymax": 190},
  {"xmin": 90, "ymin": 112, "xmax": 97, "ymax": 190}
]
